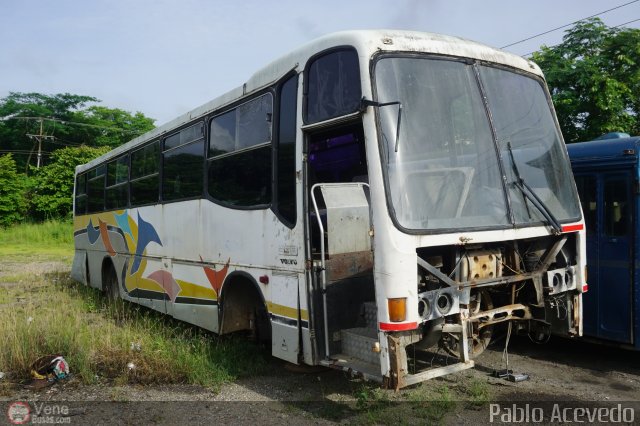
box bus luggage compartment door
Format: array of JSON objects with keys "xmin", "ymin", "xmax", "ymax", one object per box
[{"xmin": 270, "ymin": 272, "xmax": 301, "ymax": 364}]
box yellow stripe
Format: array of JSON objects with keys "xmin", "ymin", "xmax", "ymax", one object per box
[
  {"xmin": 176, "ymin": 279, "xmax": 217, "ymax": 300},
  {"xmin": 137, "ymin": 276, "xmax": 164, "ymax": 292},
  {"xmin": 267, "ymin": 302, "xmax": 309, "ymax": 321},
  {"xmin": 74, "ymin": 211, "xmax": 123, "ymax": 231}
]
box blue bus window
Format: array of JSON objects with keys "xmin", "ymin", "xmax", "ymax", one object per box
[
  {"xmin": 604, "ymin": 178, "xmax": 629, "ymax": 237},
  {"xmin": 575, "ymin": 175, "xmax": 597, "ymax": 233}
]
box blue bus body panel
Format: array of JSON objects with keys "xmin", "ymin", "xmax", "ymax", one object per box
[{"xmin": 567, "ymin": 137, "xmax": 640, "ymax": 349}]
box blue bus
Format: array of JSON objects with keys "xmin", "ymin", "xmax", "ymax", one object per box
[{"xmin": 567, "ymin": 135, "xmax": 640, "ymax": 349}]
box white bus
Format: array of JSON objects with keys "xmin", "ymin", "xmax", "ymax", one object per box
[{"xmin": 72, "ymin": 30, "xmax": 586, "ymax": 388}]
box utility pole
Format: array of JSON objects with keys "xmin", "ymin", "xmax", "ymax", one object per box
[{"xmin": 26, "ymin": 118, "xmax": 54, "ymax": 168}]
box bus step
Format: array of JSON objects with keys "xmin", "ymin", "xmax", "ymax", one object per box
[
  {"xmin": 321, "ymin": 354, "xmax": 381, "ymax": 382},
  {"xmin": 340, "ymin": 327, "xmax": 379, "ymax": 365}
]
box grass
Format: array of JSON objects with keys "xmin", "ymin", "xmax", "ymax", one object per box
[
  {"xmin": 0, "ymin": 220, "xmax": 74, "ymax": 259},
  {"xmin": 0, "ymin": 220, "xmax": 267, "ymax": 393},
  {"xmin": 0, "ymin": 269, "xmax": 268, "ymax": 392},
  {"xmin": 342, "ymin": 375, "xmax": 493, "ymax": 425}
]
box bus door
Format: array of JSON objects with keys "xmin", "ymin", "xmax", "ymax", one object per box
[
  {"xmin": 305, "ymin": 122, "xmax": 377, "ymax": 361},
  {"xmin": 577, "ymin": 171, "xmax": 633, "ymax": 343}
]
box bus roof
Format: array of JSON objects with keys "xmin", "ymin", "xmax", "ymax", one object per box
[
  {"xmin": 567, "ymin": 136, "xmax": 640, "ymax": 167},
  {"xmin": 77, "ymin": 29, "xmax": 544, "ymax": 173}
]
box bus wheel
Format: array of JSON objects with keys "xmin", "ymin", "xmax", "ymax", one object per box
[
  {"xmin": 441, "ymin": 290, "xmax": 493, "ymax": 358},
  {"xmin": 103, "ymin": 263, "xmax": 120, "ymax": 302}
]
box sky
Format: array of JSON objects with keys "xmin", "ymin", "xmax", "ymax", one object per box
[{"xmin": 1, "ymin": 0, "xmax": 639, "ymax": 126}]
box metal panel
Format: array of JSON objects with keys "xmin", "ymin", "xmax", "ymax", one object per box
[
  {"xmin": 321, "ymin": 185, "xmax": 371, "ymax": 255},
  {"xmin": 271, "ymin": 272, "xmax": 300, "ymax": 364}
]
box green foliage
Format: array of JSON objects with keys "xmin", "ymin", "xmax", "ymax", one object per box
[
  {"xmin": 29, "ymin": 146, "xmax": 109, "ymax": 219},
  {"xmin": 0, "ymin": 92, "xmax": 155, "ymax": 171},
  {"xmin": 83, "ymin": 105, "xmax": 155, "ymax": 147},
  {"xmin": 532, "ymin": 18, "xmax": 640, "ymax": 142},
  {"xmin": 0, "ymin": 154, "xmax": 27, "ymax": 226},
  {"xmin": 0, "ymin": 92, "xmax": 154, "ymax": 223},
  {"xmin": 0, "ymin": 220, "xmax": 73, "ymax": 258},
  {"xmin": 0, "ymin": 219, "xmax": 72, "ymax": 246}
]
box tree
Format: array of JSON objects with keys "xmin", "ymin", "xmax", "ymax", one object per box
[
  {"xmin": 532, "ymin": 18, "xmax": 640, "ymax": 142},
  {"xmin": 28, "ymin": 146, "xmax": 109, "ymax": 220},
  {"xmin": 80, "ymin": 105, "xmax": 155, "ymax": 147},
  {"xmin": 0, "ymin": 92, "xmax": 155, "ymax": 171},
  {"xmin": 0, "ymin": 154, "xmax": 27, "ymax": 226}
]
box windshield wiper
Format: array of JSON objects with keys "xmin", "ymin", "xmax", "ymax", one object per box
[
  {"xmin": 506, "ymin": 141, "xmax": 562, "ymax": 235},
  {"xmin": 360, "ymin": 97, "xmax": 403, "ymax": 152}
]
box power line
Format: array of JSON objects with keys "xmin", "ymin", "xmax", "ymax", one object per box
[
  {"xmin": 614, "ymin": 17, "xmax": 640, "ymax": 27},
  {"xmin": 25, "ymin": 118, "xmax": 53, "ymax": 168},
  {"xmin": 0, "ymin": 116, "xmax": 144, "ymax": 134},
  {"xmin": 0, "ymin": 150, "xmax": 52, "ymax": 156},
  {"xmin": 501, "ymin": 0, "xmax": 640, "ymax": 49},
  {"xmin": 522, "ymin": 17, "xmax": 640, "ymax": 57}
]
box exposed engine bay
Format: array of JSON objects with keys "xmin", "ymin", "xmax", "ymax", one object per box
[{"xmin": 414, "ymin": 233, "xmax": 581, "ymax": 358}]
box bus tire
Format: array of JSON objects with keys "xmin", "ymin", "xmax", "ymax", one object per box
[{"xmin": 102, "ymin": 261, "xmax": 120, "ymax": 302}]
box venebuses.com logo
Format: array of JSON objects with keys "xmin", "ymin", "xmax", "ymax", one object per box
[
  {"xmin": 6, "ymin": 402, "xmax": 30, "ymax": 425},
  {"xmin": 6, "ymin": 401, "xmax": 71, "ymax": 424}
]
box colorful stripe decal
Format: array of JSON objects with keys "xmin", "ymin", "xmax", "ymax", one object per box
[
  {"xmin": 98, "ymin": 219, "xmax": 116, "ymax": 256},
  {"xmin": 267, "ymin": 302, "xmax": 309, "ymax": 322},
  {"xmin": 379, "ymin": 321, "xmax": 418, "ymax": 331}
]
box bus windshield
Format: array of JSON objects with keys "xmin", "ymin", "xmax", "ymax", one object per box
[{"xmin": 374, "ymin": 56, "xmax": 581, "ymax": 232}]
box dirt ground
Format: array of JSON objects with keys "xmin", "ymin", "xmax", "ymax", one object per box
[{"xmin": 1, "ymin": 260, "xmax": 639, "ymax": 425}]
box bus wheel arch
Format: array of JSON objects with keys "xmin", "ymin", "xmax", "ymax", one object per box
[
  {"xmin": 85, "ymin": 254, "xmax": 91, "ymax": 287},
  {"xmin": 101, "ymin": 257, "xmax": 120, "ymax": 301},
  {"xmin": 219, "ymin": 272, "xmax": 271, "ymax": 342}
]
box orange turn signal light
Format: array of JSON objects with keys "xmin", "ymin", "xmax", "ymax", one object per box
[{"xmin": 388, "ymin": 297, "xmax": 407, "ymax": 322}]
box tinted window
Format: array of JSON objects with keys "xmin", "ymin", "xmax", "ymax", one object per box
[
  {"xmin": 106, "ymin": 155, "xmax": 129, "ymax": 210},
  {"xmin": 165, "ymin": 122, "xmax": 204, "ymax": 151},
  {"xmin": 575, "ymin": 175, "xmax": 597, "ymax": 233},
  {"xmin": 87, "ymin": 167, "xmax": 105, "ymax": 213},
  {"xmin": 306, "ymin": 49, "xmax": 361, "ymax": 123},
  {"xmin": 107, "ymin": 155, "xmax": 129, "ymax": 186},
  {"xmin": 75, "ymin": 172, "xmax": 88, "ymax": 215},
  {"xmin": 604, "ymin": 178, "xmax": 629, "ymax": 237},
  {"xmin": 131, "ymin": 176, "xmax": 159, "ymax": 206},
  {"xmin": 106, "ymin": 184, "xmax": 128, "ymax": 210},
  {"xmin": 237, "ymin": 94, "xmax": 272, "ymax": 149},
  {"xmin": 208, "ymin": 93, "xmax": 274, "ymax": 208},
  {"xmin": 130, "ymin": 141, "xmax": 160, "ymax": 206},
  {"xmin": 131, "ymin": 142, "xmax": 160, "ymax": 179},
  {"xmin": 209, "ymin": 93, "xmax": 273, "ymax": 157},
  {"xmin": 75, "ymin": 195, "xmax": 87, "ymax": 215},
  {"xmin": 76, "ymin": 173, "xmax": 87, "ymax": 195},
  {"xmin": 208, "ymin": 146, "xmax": 271, "ymax": 206},
  {"xmin": 209, "ymin": 110, "xmax": 236, "ymax": 156},
  {"xmin": 163, "ymin": 140, "xmax": 204, "ymax": 201},
  {"xmin": 277, "ymin": 75, "xmax": 298, "ymax": 224}
]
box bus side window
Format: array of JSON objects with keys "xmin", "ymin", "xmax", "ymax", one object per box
[
  {"xmin": 604, "ymin": 178, "xmax": 629, "ymax": 237},
  {"xmin": 87, "ymin": 165, "xmax": 106, "ymax": 213},
  {"xmin": 305, "ymin": 49, "xmax": 361, "ymax": 124},
  {"xmin": 162, "ymin": 122, "xmax": 205, "ymax": 202},
  {"xmin": 276, "ymin": 75, "xmax": 298, "ymax": 225},
  {"xmin": 208, "ymin": 93, "xmax": 273, "ymax": 207},
  {"xmin": 106, "ymin": 154, "xmax": 129, "ymax": 210},
  {"xmin": 575, "ymin": 175, "xmax": 597, "ymax": 233},
  {"xmin": 75, "ymin": 173, "xmax": 88, "ymax": 215},
  {"xmin": 130, "ymin": 141, "xmax": 160, "ymax": 206}
]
